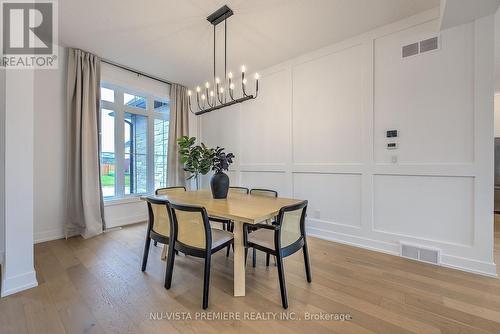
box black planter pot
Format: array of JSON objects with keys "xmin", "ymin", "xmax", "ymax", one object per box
[{"xmin": 210, "ymin": 172, "xmax": 229, "ymax": 199}]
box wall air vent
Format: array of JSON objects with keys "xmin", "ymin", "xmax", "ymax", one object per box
[
  {"xmin": 400, "ymin": 242, "xmax": 441, "ymax": 265},
  {"xmin": 402, "ymin": 36, "xmax": 439, "ymax": 59},
  {"xmin": 420, "ymin": 37, "xmax": 439, "ymax": 53},
  {"xmin": 402, "ymin": 42, "xmax": 419, "ymax": 58}
]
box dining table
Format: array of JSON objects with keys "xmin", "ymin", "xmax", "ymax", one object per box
[{"xmin": 143, "ymin": 189, "xmax": 303, "ymax": 297}]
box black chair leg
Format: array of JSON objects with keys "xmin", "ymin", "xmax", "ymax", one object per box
[
  {"xmin": 252, "ymin": 248, "xmax": 257, "ymax": 268},
  {"xmin": 244, "ymin": 248, "xmax": 248, "ymax": 266},
  {"xmin": 164, "ymin": 244, "xmax": 176, "ymax": 289},
  {"xmin": 202, "ymin": 255, "xmax": 211, "ymax": 309},
  {"xmin": 266, "ymin": 253, "xmax": 270, "ymax": 267},
  {"xmin": 141, "ymin": 236, "xmax": 151, "ymax": 272},
  {"xmin": 276, "ymin": 253, "xmax": 288, "ymax": 309},
  {"xmin": 225, "ymin": 222, "xmax": 233, "ymax": 257},
  {"xmin": 303, "ymin": 242, "xmax": 312, "ymax": 283}
]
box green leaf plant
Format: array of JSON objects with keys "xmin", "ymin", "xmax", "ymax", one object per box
[{"xmin": 177, "ymin": 136, "xmax": 235, "ymax": 180}]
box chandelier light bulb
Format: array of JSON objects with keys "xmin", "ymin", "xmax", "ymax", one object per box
[
  {"xmin": 241, "ymin": 65, "xmax": 246, "ymax": 73},
  {"xmin": 230, "ymin": 83, "xmax": 235, "ymax": 90},
  {"xmin": 215, "ymin": 77, "xmax": 220, "ymax": 84},
  {"xmin": 243, "ymin": 78, "xmax": 247, "ymax": 85},
  {"xmin": 205, "ymin": 82, "xmax": 210, "ymax": 88},
  {"xmin": 228, "ymin": 72, "xmax": 233, "ymax": 79},
  {"xmin": 187, "ymin": 90, "xmax": 192, "ymax": 96},
  {"xmin": 196, "ymin": 86, "xmax": 201, "ymax": 92},
  {"xmin": 201, "ymin": 94, "xmax": 206, "ymax": 100},
  {"xmin": 220, "ymin": 87, "xmax": 224, "ymax": 93},
  {"xmin": 254, "ymin": 73, "xmax": 259, "ymax": 80},
  {"xmin": 210, "ymin": 91, "xmax": 214, "ymax": 97}
]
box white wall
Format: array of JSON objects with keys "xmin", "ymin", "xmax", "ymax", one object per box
[
  {"xmin": 495, "ymin": 95, "xmax": 500, "ymax": 137},
  {"xmin": 200, "ymin": 9, "xmax": 497, "ymax": 276},
  {"xmin": 33, "ymin": 46, "xmax": 67, "ymax": 243},
  {"xmin": 1, "ymin": 69, "xmax": 38, "ymax": 296},
  {"xmin": 0, "ymin": 68, "xmax": 5, "ymax": 264}
]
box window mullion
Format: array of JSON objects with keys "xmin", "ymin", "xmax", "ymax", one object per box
[
  {"xmin": 147, "ymin": 95, "xmax": 155, "ymax": 193},
  {"xmin": 115, "ymin": 88, "xmax": 125, "ymax": 198}
]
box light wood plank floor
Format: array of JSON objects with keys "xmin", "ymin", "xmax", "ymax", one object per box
[{"xmin": 1, "ymin": 220, "xmax": 500, "ymax": 334}]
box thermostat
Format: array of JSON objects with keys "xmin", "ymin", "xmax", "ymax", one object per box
[{"xmin": 386, "ymin": 130, "xmax": 398, "ymax": 138}]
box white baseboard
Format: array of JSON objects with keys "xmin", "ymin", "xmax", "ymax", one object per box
[
  {"xmin": 1, "ymin": 270, "xmax": 38, "ymax": 297},
  {"xmin": 105, "ymin": 214, "xmax": 147, "ymax": 229},
  {"xmin": 441, "ymin": 254, "xmax": 498, "ymax": 278},
  {"xmin": 34, "ymin": 228, "xmax": 65, "ymax": 244},
  {"xmin": 307, "ymin": 226, "xmax": 498, "ymax": 278},
  {"xmin": 307, "ymin": 225, "xmax": 399, "ymax": 256}
]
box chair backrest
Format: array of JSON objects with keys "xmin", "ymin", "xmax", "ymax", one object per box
[
  {"xmin": 250, "ymin": 188, "xmax": 278, "ymax": 198},
  {"xmin": 228, "ymin": 186, "xmax": 249, "ymax": 195},
  {"xmin": 145, "ymin": 196, "xmax": 170, "ymax": 237},
  {"xmin": 155, "ymin": 186, "xmax": 186, "ymax": 195},
  {"xmin": 168, "ymin": 203, "xmax": 211, "ymax": 250},
  {"xmin": 276, "ymin": 201, "xmax": 308, "ymax": 248}
]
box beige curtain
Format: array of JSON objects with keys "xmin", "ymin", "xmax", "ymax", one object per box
[
  {"xmin": 65, "ymin": 48, "xmax": 105, "ymax": 239},
  {"xmin": 167, "ymin": 84, "xmax": 190, "ymax": 187}
]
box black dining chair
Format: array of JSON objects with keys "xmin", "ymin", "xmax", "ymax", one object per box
[
  {"xmin": 141, "ymin": 196, "xmax": 171, "ymax": 272},
  {"xmin": 152, "ymin": 186, "xmax": 186, "ymax": 246},
  {"xmin": 243, "ymin": 200, "xmax": 311, "ymax": 309},
  {"xmin": 209, "ymin": 186, "xmax": 249, "ymax": 256},
  {"xmin": 165, "ymin": 203, "xmax": 234, "ymax": 309},
  {"xmin": 248, "ymin": 188, "xmax": 279, "ymax": 267},
  {"xmin": 155, "ymin": 186, "xmax": 186, "ymax": 195}
]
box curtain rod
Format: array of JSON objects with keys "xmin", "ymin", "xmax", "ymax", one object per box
[{"xmin": 101, "ymin": 58, "xmax": 174, "ymax": 86}]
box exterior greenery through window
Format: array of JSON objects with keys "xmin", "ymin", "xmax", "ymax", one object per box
[{"xmin": 100, "ymin": 84, "xmax": 170, "ymax": 199}]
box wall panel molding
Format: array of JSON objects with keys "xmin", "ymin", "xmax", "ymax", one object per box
[{"xmin": 200, "ymin": 9, "xmax": 496, "ymax": 276}]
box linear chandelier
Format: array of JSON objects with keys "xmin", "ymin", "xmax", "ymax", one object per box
[{"xmin": 187, "ymin": 5, "xmax": 259, "ymax": 116}]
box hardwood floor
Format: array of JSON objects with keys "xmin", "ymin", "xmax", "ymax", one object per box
[{"xmin": 1, "ymin": 221, "xmax": 500, "ymax": 333}]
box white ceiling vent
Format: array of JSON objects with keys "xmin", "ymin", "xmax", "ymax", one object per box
[
  {"xmin": 400, "ymin": 242, "xmax": 441, "ymax": 265},
  {"xmin": 402, "ymin": 36, "xmax": 439, "ymax": 58}
]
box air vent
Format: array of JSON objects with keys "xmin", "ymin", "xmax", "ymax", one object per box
[
  {"xmin": 402, "ymin": 36, "xmax": 439, "ymax": 59},
  {"xmin": 400, "ymin": 242, "xmax": 441, "ymax": 265},
  {"xmin": 402, "ymin": 43, "xmax": 419, "ymax": 58},
  {"xmin": 420, "ymin": 37, "xmax": 438, "ymax": 53}
]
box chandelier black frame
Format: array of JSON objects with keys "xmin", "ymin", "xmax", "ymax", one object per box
[{"xmin": 188, "ymin": 5, "xmax": 259, "ymax": 116}]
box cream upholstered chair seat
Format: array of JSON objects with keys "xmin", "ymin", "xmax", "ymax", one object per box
[
  {"xmin": 247, "ymin": 225, "xmax": 301, "ymax": 249},
  {"xmin": 211, "ymin": 229, "xmax": 234, "ymax": 248}
]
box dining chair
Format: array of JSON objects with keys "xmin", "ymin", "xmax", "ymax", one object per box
[
  {"xmin": 141, "ymin": 196, "xmax": 170, "ymax": 272},
  {"xmin": 209, "ymin": 186, "xmax": 249, "ymax": 256},
  {"xmin": 165, "ymin": 203, "xmax": 234, "ymax": 309},
  {"xmin": 152, "ymin": 186, "xmax": 186, "ymax": 246},
  {"xmin": 243, "ymin": 200, "xmax": 311, "ymax": 309},
  {"xmin": 249, "ymin": 188, "xmax": 278, "ymax": 198},
  {"xmin": 155, "ymin": 186, "xmax": 186, "ymax": 195},
  {"xmin": 248, "ymin": 188, "xmax": 278, "ymax": 267}
]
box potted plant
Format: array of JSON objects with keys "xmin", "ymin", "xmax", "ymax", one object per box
[
  {"xmin": 210, "ymin": 147, "xmax": 235, "ymax": 199},
  {"xmin": 177, "ymin": 136, "xmax": 214, "ymax": 190}
]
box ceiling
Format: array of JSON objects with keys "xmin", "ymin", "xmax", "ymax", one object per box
[{"xmin": 59, "ymin": 0, "xmax": 439, "ymax": 87}]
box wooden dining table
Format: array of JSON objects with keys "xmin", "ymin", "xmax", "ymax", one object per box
[{"xmin": 144, "ymin": 189, "xmax": 303, "ymax": 297}]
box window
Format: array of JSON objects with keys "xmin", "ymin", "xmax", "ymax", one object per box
[{"xmin": 100, "ymin": 84, "xmax": 170, "ymax": 199}]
